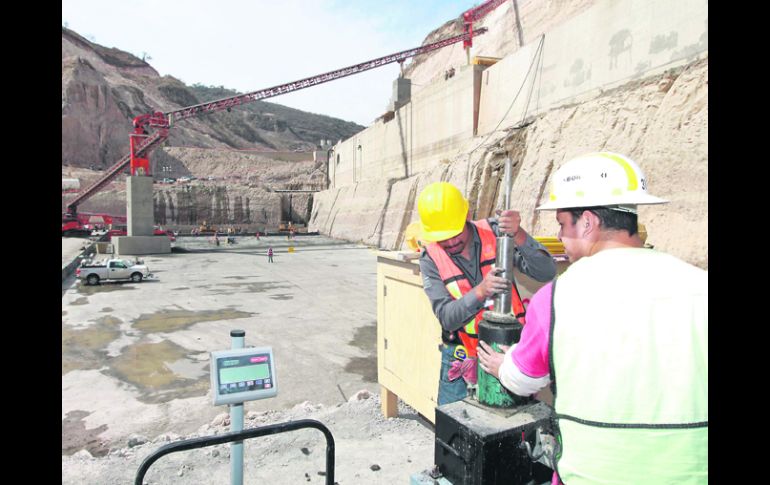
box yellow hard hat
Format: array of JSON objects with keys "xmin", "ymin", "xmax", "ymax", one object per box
[
  {"xmin": 418, "ymin": 182, "xmax": 469, "ymax": 242},
  {"xmin": 404, "ymin": 221, "xmax": 424, "ymax": 251}
]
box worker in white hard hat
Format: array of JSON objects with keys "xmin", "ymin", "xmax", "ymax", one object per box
[
  {"xmin": 477, "ymin": 152, "xmax": 707, "ymax": 484},
  {"xmin": 417, "ymin": 181, "xmax": 556, "ymax": 406}
]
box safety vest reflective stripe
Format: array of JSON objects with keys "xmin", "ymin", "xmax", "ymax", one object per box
[
  {"xmin": 425, "ymin": 219, "xmax": 527, "ymax": 358},
  {"xmin": 444, "ymin": 281, "xmax": 477, "ymax": 336},
  {"xmin": 549, "ymin": 248, "xmax": 708, "ymax": 484}
]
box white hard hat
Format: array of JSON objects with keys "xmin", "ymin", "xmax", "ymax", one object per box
[{"xmin": 536, "ymin": 152, "xmax": 668, "ymax": 212}]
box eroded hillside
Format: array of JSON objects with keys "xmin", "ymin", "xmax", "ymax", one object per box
[{"xmin": 61, "ymin": 27, "xmax": 363, "ymax": 170}]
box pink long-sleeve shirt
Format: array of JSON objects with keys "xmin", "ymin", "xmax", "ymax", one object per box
[{"xmin": 511, "ymin": 281, "xmax": 553, "ymax": 378}]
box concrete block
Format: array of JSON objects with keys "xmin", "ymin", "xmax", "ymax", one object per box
[
  {"xmin": 390, "ymin": 77, "xmax": 412, "ymax": 111},
  {"xmin": 113, "ymin": 236, "xmax": 171, "ymax": 255}
]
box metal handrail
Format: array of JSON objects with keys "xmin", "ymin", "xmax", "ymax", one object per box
[{"xmin": 134, "ymin": 419, "xmax": 335, "ymax": 485}]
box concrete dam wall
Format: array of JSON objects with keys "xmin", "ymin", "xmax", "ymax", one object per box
[{"xmin": 310, "ymin": 0, "xmax": 708, "ymax": 269}]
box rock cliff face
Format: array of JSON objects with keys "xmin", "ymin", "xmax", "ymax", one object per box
[
  {"xmin": 151, "ymin": 148, "xmax": 320, "ymax": 231},
  {"xmin": 62, "ymin": 147, "xmax": 321, "ymax": 231},
  {"xmin": 62, "ymin": 27, "xmax": 363, "ymax": 170}
]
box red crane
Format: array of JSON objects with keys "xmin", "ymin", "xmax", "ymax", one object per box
[
  {"xmin": 61, "ymin": 211, "xmax": 128, "ymax": 237},
  {"xmin": 64, "ymin": 27, "xmax": 487, "ymax": 220},
  {"xmin": 462, "ymin": 0, "xmax": 508, "ymax": 48}
]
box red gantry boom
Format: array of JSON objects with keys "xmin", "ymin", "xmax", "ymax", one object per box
[
  {"xmin": 462, "ymin": 0, "xmax": 507, "ymax": 48},
  {"xmin": 65, "ymin": 27, "xmax": 487, "ymax": 216}
]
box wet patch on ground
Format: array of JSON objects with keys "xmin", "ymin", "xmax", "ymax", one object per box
[
  {"xmin": 62, "ymin": 310, "xmax": 67, "ymax": 316},
  {"xmin": 132, "ymin": 308, "xmax": 253, "ymax": 333},
  {"xmin": 62, "ymin": 410, "xmax": 109, "ymax": 457},
  {"xmin": 349, "ymin": 321, "xmax": 377, "ymax": 351},
  {"xmin": 224, "ymin": 276, "xmax": 257, "ymax": 280},
  {"xmin": 208, "ymin": 281, "xmax": 291, "ymax": 295},
  {"xmin": 62, "ymin": 316, "xmax": 123, "ymax": 375},
  {"xmin": 344, "ymin": 321, "xmax": 377, "ymax": 382},
  {"xmin": 107, "ymin": 339, "xmax": 210, "ymax": 403},
  {"xmin": 77, "ymin": 283, "xmax": 136, "ymax": 296},
  {"xmin": 171, "ymin": 287, "xmax": 190, "ymax": 291},
  {"xmin": 269, "ymin": 293, "xmax": 294, "ymax": 300},
  {"xmin": 71, "ymin": 297, "xmax": 89, "ymax": 305},
  {"xmin": 345, "ymin": 357, "xmax": 377, "ymax": 382},
  {"xmin": 100, "ymin": 307, "xmax": 113, "ymax": 313}
]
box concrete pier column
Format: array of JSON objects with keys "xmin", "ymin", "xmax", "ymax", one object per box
[
  {"xmin": 127, "ymin": 176, "xmax": 154, "ymax": 236},
  {"xmin": 115, "ymin": 176, "xmax": 171, "ymax": 255},
  {"xmin": 390, "ymin": 77, "xmax": 411, "ymax": 111}
]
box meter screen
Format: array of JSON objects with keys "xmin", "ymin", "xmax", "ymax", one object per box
[
  {"xmin": 217, "ymin": 354, "xmax": 273, "ymax": 394},
  {"xmin": 210, "ymin": 346, "xmax": 277, "ymax": 405}
]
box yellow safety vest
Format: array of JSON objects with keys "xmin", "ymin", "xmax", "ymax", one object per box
[{"xmin": 550, "ymin": 248, "xmax": 707, "ymax": 484}]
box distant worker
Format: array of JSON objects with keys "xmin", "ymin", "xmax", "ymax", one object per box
[
  {"xmin": 267, "ymin": 247, "xmax": 274, "ymax": 263},
  {"xmin": 417, "ymin": 181, "xmax": 556, "ymax": 405},
  {"xmin": 477, "ymin": 153, "xmax": 707, "ymax": 484},
  {"xmin": 214, "ymin": 234, "xmax": 220, "ymax": 246}
]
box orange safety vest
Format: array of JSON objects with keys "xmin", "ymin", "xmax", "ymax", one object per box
[{"xmin": 425, "ymin": 219, "xmax": 526, "ymax": 358}]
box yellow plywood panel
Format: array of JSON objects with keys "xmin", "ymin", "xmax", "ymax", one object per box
[{"xmin": 377, "ymin": 253, "xmax": 442, "ymax": 423}]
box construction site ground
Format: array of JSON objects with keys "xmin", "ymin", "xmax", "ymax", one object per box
[{"xmin": 61, "ymin": 235, "xmax": 436, "ymax": 484}]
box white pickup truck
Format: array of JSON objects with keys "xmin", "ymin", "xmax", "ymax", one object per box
[{"xmin": 76, "ymin": 258, "xmax": 152, "ymax": 285}]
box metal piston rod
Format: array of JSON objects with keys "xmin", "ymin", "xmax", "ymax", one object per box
[
  {"xmin": 477, "ymin": 156, "xmax": 526, "ymax": 408},
  {"xmin": 493, "ymin": 156, "xmax": 515, "ymax": 314}
]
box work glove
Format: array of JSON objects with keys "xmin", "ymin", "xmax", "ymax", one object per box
[{"xmin": 447, "ymin": 357, "xmax": 478, "ymax": 385}]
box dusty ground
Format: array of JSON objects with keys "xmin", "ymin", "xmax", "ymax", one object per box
[
  {"xmin": 62, "ymin": 393, "xmax": 435, "ymax": 484},
  {"xmin": 62, "ymin": 235, "xmax": 437, "ymax": 483}
]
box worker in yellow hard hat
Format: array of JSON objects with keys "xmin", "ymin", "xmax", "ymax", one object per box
[
  {"xmin": 404, "ymin": 221, "xmax": 424, "ymax": 252},
  {"xmin": 477, "ymin": 152, "xmax": 707, "ymax": 484},
  {"xmin": 417, "ymin": 181, "xmax": 556, "ymax": 405}
]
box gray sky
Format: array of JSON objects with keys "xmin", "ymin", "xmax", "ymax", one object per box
[{"xmin": 62, "ymin": 0, "xmax": 474, "ymax": 126}]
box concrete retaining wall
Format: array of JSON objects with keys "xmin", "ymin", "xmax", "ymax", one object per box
[
  {"xmin": 476, "ymin": 0, "xmax": 708, "ymax": 134},
  {"xmin": 62, "ymin": 243, "xmax": 95, "ymax": 282},
  {"xmin": 329, "ymin": 65, "xmax": 482, "ymax": 188},
  {"xmin": 312, "ymin": 155, "xmax": 490, "ymax": 250},
  {"xmin": 327, "ymin": 0, "xmax": 707, "ymax": 192},
  {"xmin": 311, "ymin": 0, "xmax": 708, "ymax": 267},
  {"xmin": 114, "ymin": 236, "xmax": 171, "ymax": 255}
]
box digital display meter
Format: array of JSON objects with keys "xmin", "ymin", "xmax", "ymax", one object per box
[{"xmin": 210, "ymin": 347, "xmax": 277, "ymax": 405}]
